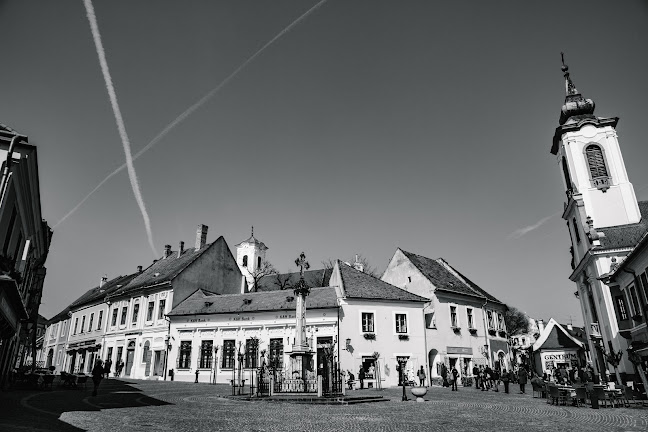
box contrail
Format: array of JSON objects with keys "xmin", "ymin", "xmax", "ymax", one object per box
[
  {"xmin": 507, "ymin": 212, "xmax": 561, "ymax": 240},
  {"xmin": 83, "ymin": 0, "xmax": 157, "ymax": 256},
  {"xmin": 55, "ymin": 0, "xmax": 328, "ymax": 229}
]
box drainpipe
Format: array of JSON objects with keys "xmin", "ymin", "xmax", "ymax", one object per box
[
  {"xmin": 481, "ymin": 298, "xmax": 491, "ymax": 368},
  {"xmin": 0, "ymin": 134, "xmax": 25, "ymax": 207}
]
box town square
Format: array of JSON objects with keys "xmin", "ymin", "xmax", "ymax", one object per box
[{"xmin": 1, "ymin": 0, "xmax": 648, "ymax": 430}]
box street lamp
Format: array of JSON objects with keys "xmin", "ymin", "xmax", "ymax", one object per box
[{"xmin": 397, "ymin": 356, "xmax": 409, "ymax": 401}]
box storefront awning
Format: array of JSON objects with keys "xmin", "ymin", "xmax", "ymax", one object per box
[{"xmin": 67, "ymin": 339, "xmax": 101, "ymax": 351}]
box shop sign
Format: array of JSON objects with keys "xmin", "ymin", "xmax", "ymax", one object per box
[
  {"xmin": 542, "ymin": 352, "xmax": 578, "ymax": 361},
  {"xmin": 447, "ymin": 346, "xmax": 473, "ymax": 355}
]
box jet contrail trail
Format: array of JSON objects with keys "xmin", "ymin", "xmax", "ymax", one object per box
[
  {"xmin": 55, "ymin": 0, "xmax": 328, "ymax": 229},
  {"xmin": 507, "ymin": 212, "xmax": 561, "ymax": 240},
  {"xmin": 83, "ymin": 0, "xmax": 157, "ymax": 256}
]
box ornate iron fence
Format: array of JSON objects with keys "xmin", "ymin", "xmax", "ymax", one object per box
[
  {"xmin": 271, "ymin": 363, "xmax": 317, "ymax": 393},
  {"xmin": 321, "ymin": 361, "xmax": 343, "ymax": 396}
]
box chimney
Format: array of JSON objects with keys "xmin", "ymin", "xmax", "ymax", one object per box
[
  {"xmin": 164, "ymin": 244, "xmax": 172, "ymax": 258},
  {"xmin": 178, "ymin": 241, "xmax": 185, "ymax": 258},
  {"xmin": 353, "ymin": 254, "xmax": 364, "ymax": 272},
  {"xmin": 99, "ymin": 275, "xmax": 108, "ymax": 288},
  {"xmin": 538, "ymin": 319, "xmax": 545, "ymax": 333},
  {"xmin": 567, "ymin": 323, "xmax": 573, "ymax": 331},
  {"xmin": 137, "ymin": 265, "xmax": 143, "ymax": 273},
  {"xmin": 195, "ymin": 224, "xmax": 208, "ymax": 250}
]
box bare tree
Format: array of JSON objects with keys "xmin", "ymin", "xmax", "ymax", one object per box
[
  {"xmin": 246, "ymin": 260, "xmax": 277, "ymax": 292},
  {"xmin": 322, "ymin": 254, "xmax": 380, "ymax": 278},
  {"xmin": 504, "ymin": 306, "xmax": 531, "ymax": 336},
  {"xmin": 273, "ymin": 273, "xmax": 292, "ymax": 290}
]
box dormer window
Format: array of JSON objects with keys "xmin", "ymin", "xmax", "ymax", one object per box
[
  {"xmin": 242, "ymin": 255, "xmax": 248, "ymax": 267},
  {"xmin": 585, "ymin": 144, "xmax": 610, "ymax": 191}
]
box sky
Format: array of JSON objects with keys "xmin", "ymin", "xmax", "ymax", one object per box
[{"xmin": 1, "ymin": 1, "xmax": 648, "ymax": 325}]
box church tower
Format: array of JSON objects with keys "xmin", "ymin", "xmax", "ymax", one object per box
[
  {"xmin": 551, "ymin": 54, "xmax": 638, "ymax": 381},
  {"xmin": 235, "ymin": 227, "xmax": 268, "ymax": 286}
]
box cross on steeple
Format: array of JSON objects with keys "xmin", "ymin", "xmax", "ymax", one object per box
[
  {"xmin": 295, "ymin": 252, "xmax": 310, "ymax": 277},
  {"xmin": 560, "ymin": 52, "xmax": 578, "ymax": 96}
]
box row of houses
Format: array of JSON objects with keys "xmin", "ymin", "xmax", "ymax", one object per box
[{"xmin": 43, "ymin": 227, "xmax": 510, "ymax": 387}]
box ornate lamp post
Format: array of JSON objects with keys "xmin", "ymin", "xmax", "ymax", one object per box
[
  {"xmin": 603, "ymin": 345, "xmax": 623, "ymax": 385},
  {"xmin": 397, "ymin": 356, "xmax": 409, "ymax": 401}
]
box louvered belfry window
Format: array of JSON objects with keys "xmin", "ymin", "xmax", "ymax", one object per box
[{"xmin": 585, "ymin": 145, "xmax": 608, "ymax": 179}]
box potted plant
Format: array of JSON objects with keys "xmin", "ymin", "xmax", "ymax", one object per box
[
  {"xmin": 398, "ymin": 334, "xmax": 409, "ymax": 341},
  {"xmin": 363, "ymin": 333, "xmax": 376, "ymax": 340}
]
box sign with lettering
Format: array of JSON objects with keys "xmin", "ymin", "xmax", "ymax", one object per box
[
  {"xmin": 542, "ymin": 353, "xmax": 578, "ymax": 361},
  {"xmin": 447, "ymin": 346, "xmax": 473, "ymax": 355}
]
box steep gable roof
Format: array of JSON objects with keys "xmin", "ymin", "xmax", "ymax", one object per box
[
  {"xmin": 256, "ymin": 268, "xmax": 333, "ymax": 292},
  {"xmin": 168, "ymin": 287, "xmax": 338, "ymax": 316},
  {"xmin": 399, "ymin": 249, "xmax": 502, "ymax": 304},
  {"xmin": 70, "ymin": 273, "xmax": 139, "ymax": 308},
  {"xmin": 108, "ymin": 240, "xmax": 220, "ymax": 298},
  {"xmin": 337, "ymin": 260, "xmax": 426, "ymax": 302},
  {"xmin": 597, "ymin": 201, "xmax": 648, "ymax": 250},
  {"xmin": 532, "ymin": 318, "xmax": 585, "ymax": 351}
]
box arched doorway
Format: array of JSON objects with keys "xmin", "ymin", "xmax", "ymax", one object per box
[
  {"xmin": 143, "ymin": 341, "xmax": 152, "ymax": 376},
  {"xmin": 46, "ymin": 349, "xmax": 54, "ymax": 368},
  {"xmin": 428, "ymin": 349, "xmax": 438, "ymax": 379},
  {"xmin": 125, "ymin": 341, "xmax": 136, "ymax": 376}
]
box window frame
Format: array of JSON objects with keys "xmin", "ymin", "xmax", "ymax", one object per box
[
  {"xmin": 394, "ymin": 312, "xmax": 409, "ymax": 335},
  {"xmin": 615, "ymin": 295, "xmax": 628, "ymax": 321},
  {"xmin": 222, "ymin": 340, "xmax": 236, "ymax": 369},
  {"xmin": 450, "ymin": 305, "xmax": 459, "ymax": 328},
  {"xmin": 120, "ymin": 307, "xmax": 128, "ymax": 326},
  {"xmin": 88, "ymin": 313, "xmax": 94, "ymax": 332},
  {"xmin": 361, "ymin": 311, "xmax": 375, "ymax": 333},
  {"xmin": 111, "ymin": 308, "xmax": 118, "ymax": 326},
  {"xmin": 158, "ymin": 299, "xmax": 166, "ymax": 320},
  {"xmin": 466, "ymin": 307, "xmax": 474, "ymax": 329},
  {"xmin": 269, "ymin": 338, "xmax": 284, "ymax": 370},
  {"xmin": 97, "ymin": 310, "xmax": 103, "ymax": 330},
  {"xmin": 132, "ymin": 303, "xmax": 140, "ymax": 324},
  {"xmin": 177, "ymin": 341, "xmax": 192, "ymax": 369},
  {"xmin": 80, "ymin": 315, "xmax": 86, "ymax": 333},
  {"xmin": 146, "ymin": 301, "xmax": 155, "ymax": 322}
]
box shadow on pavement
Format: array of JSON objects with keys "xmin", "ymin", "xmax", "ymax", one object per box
[{"xmin": 0, "ymin": 378, "xmax": 171, "ymax": 431}]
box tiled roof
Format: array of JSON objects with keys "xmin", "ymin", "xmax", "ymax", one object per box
[
  {"xmin": 399, "ymin": 249, "xmax": 503, "ymax": 304},
  {"xmin": 561, "ymin": 324, "xmax": 587, "ymax": 344},
  {"xmin": 70, "ymin": 273, "xmax": 139, "ymax": 308},
  {"xmin": 338, "ymin": 261, "xmax": 427, "ymax": 302},
  {"xmin": 256, "ymin": 269, "xmax": 332, "ymax": 292},
  {"xmin": 235, "ymin": 234, "xmax": 267, "ymax": 250},
  {"xmin": 168, "ymin": 287, "xmax": 338, "ymax": 316},
  {"xmin": 108, "ymin": 242, "xmax": 216, "ymax": 298},
  {"xmin": 597, "ymin": 201, "xmax": 648, "ymax": 250}
]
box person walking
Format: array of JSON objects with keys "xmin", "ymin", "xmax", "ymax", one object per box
[
  {"xmin": 492, "ymin": 368, "xmax": 500, "ymax": 392},
  {"xmin": 103, "ymin": 359, "xmax": 112, "ymax": 379},
  {"xmin": 417, "ymin": 366, "xmax": 426, "ymax": 386},
  {"xmin": 518, "ymin": 366, "xmax": 528, "ymax": 394},
  {"xmin": 451, "ymin": 366, "xmax": 459, "ymax": 391},
  {"xmin": 441, "ymin": 364, "xmax": 449, "ymax": 388},
  {"xmin": 472, "ymin": 365, "xmax": 480, "ymax": 389},
  {"xmin": 501, "ymin": 368, "xmax": 510, "ymax": 394},
  {"xmin": 116, "ymin": 360, "xmax": 124, "ymax": 377},
  {"xmin": 91, "ymin": 359, "xmax": 104, "ymax": 397},
  {"xmin": 358, "ymin": 366, "xmax": 365, "ymax": 390}
]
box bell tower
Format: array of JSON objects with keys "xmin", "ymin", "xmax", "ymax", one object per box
[
  {"xmin": 552, "ymin": 54, "xmax": 640, "ymax": 263},
  {"xmin": 235, "ymin": 226, "xmax": 268, "ymax": 286}
]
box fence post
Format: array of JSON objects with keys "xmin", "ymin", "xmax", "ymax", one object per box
[
  {"xmin": 317, "ymin": 375, "xmax": 323, "ymax": 397},
  {"xmin": 270, "ymin": 376, "xmax": 274, "ymax": 396}
]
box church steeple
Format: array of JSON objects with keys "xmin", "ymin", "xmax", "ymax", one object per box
[{"xmin": 559, "ymin": 53, "xmax": 596, "ymax": 125}]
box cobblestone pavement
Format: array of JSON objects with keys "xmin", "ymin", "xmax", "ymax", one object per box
[{"xmin": 1, "ymin": 379, "xmax": 647, "ymax": 431}]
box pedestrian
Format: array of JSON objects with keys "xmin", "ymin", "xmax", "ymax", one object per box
[
  {"xmin": 103, "ymin": 359, "xmax": 112, "ymax": 379},
  {"xmin": 441, "ymin": 364, "xmax": 449, "ymax": 387},
  {"xmin": 116, "ymin": 360, "xmax": 124, "ymax": 377},
  {"xmin": 91, "ymin": 359, "xmax": 104, "ymax": 397},
  {"xmin": 417, "ymin": 366, "xmax": 426, "ymax": 386},
  {"xmin": 518, "ymin": 366, "xmax": 528, "ymax": 394},
  {"xmin": 501, "ymin": 368, "xmax": 510, "ymax": 394},
  {"xmin": 479, "ymin": 366, "xmax": 486, "ymax": 391},
  {"xmin": 358, "ymin": 366, "xmax": 365, "ymax": 389},
  {"xmin": 568, "ymin": 367, "xmax": 576, "ymax": 384},
  {"xmin": 451, "ymin": 366, "xmax": 459, "ymax": 391},
  {"xmin": 492, "ymin": 368, "xmax": 500, "ymax": 392},
  {"xmin": 560, "ymin": 366, "xmax": 569, "ymax": 384},
  {"xmin": 472, "ymin": 365, "xmax": 480, "ymax": 389},
  {"xmin": 347, "ymin": 371, "xmax": 355, "ymax": 390}
]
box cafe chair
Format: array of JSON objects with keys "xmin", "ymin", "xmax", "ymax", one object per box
[
  {"xmin": 532, "ymin": 381, "xmax": 544, "ymax": 398},
  {"xmin": 574, "ymin": 387, "xmax": 587, "ymax": 407},
  {"xmin": 591, "ymin": 387, "xmax": 608, "ymax": 408},
  {"xmin": 76, "ymin": 375, "xmax": 88, "ymax": 390}
]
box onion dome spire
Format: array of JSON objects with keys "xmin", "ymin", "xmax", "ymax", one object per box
[{"xmin": 559, "ymin": 52, "xmax": 595, "ymax": 125}]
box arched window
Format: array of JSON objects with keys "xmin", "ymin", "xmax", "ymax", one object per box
[
  {"xmin": 257, "ymin": 256, "xmax": 261, "ymax": 268},
  {"xmin": 585, "ymin": 144, "xmax": 609, "ymax": 179},
  {"xmin": 242, "ymin": 255, "xmax": 248, "ymax": 267},
  {"xmin": 562, "ymin": 156, "xmax": 573, "ymax": 193},
  {"xmin": 572, "ymin": 217, "xmax": 581, "ymax": 243}
]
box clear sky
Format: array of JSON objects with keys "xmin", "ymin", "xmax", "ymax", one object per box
[{"xmin": 2, "ymin": 1, "xmax": 648, "ymax": 325}]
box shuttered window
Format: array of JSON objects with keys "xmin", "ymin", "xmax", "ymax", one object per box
[{"xmin": 585, "ymin": 145, "xmax": 608, "ymax": 179}]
